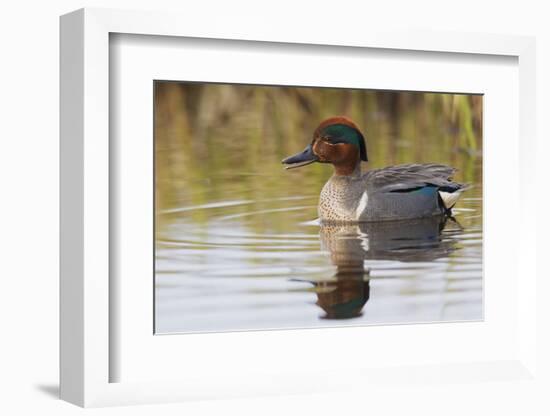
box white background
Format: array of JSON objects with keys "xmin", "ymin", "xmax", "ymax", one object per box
[{"xmin": 1, "ymin": 0, "xmax": 548, "ymax": 415}]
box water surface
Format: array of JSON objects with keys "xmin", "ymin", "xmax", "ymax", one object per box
[{"xmin": 155, "ymin": 173, "xmax": 482, "ymax": 334}]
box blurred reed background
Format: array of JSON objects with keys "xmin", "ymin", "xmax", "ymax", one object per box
[{"xmin": 155, "ymin": 81, "xmax": 482, "ymax": 225}]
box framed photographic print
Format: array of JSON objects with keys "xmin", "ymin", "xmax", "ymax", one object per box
[
  {"xmin": 60, "ymin": 8, "xmax": 538, "ymax": 407},
  {"xmin": 153, "ymin": 80, "xmax": 483, "ymax": 334}
]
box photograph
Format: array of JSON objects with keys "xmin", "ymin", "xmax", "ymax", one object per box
[{"xmin": 154, "ymin": 81, "xmax": 483, "ymax": 334}]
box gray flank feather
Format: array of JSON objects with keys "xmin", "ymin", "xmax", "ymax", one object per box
[{"xmin": 364, "ymin": 163, "xmax": 465, "ymax": 194}]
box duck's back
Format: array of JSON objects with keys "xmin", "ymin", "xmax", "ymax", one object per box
[{"xmin": 359, "ymin": 164, "xmax": 465, "ymax": 222}]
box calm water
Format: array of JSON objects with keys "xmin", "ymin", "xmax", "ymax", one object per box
[
  {"xmin": 155, "ymin": 176, "xmax": 482, "ymax": 334},
  {"xmin": 154, "ymin": 83, "xmax": 483, "ymax": 334}
]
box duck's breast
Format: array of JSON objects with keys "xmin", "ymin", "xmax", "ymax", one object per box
[{"xmin": 318, "ymin": 177, "xmax": 365, "ymax": 222}]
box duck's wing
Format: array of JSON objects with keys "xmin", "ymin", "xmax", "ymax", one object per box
[{"xmin": 365, "ymin": 163, "xmax": 465, "ymax": 194}]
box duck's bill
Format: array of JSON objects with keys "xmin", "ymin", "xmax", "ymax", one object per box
[{"xmin": 282, "ymin": 144, "xmax": 319, "ymax": 170}]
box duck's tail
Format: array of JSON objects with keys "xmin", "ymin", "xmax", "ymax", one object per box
[{"xmin": 438, "ymin": 184, "xmax": 471, "ymax": 215}]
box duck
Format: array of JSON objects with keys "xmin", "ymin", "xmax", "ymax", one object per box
[{"xmin": 282, "ymin": 116, "xmax": 467, "ymax": 223}]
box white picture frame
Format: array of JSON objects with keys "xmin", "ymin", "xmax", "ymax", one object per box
[{"xmin": 60, "ymin": 7, "xmax": 538, "ymax": 407}]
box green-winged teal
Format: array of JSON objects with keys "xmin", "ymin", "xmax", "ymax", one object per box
[{"xmin": 282, "ymin": 116, "xmax": 467, "ymax": 223}]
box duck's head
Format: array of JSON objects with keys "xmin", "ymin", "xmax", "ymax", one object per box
[{"xmin": 282, "ymin": 116, "xmax": 367, "ymax": 175}]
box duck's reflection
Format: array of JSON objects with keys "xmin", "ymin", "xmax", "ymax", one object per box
[
  {"xmin": 314, "ymin": 269, "xmax": 371, "ymax": 320},
  {"xmin": 309, "ymin": 216, "xmax": 457, "ymax": 319}
]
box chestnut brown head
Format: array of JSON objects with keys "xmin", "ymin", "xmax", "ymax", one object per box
[{"xmin": 282, "ymin": 116, "xmax": 367, "ymax": 174}]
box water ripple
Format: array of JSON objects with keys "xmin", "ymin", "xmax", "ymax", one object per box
[{"xmin": 156, "ymin": 192, "xmax": 483, "ymax": 333}]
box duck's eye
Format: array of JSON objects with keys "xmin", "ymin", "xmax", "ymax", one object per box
[
  {"xmin": 327, "ymin": 137, "xmax": 346, "ymax": 145},
  {"xmin": 321, "ymin": 136, "xmax": 338, "ymax": 144}
]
